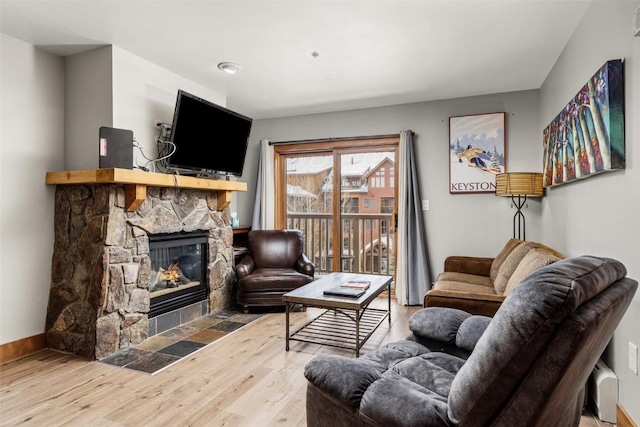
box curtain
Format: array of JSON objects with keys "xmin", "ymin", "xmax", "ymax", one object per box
[
  {"xmin": 395, "ymin": 130, "xmax": 431, "ymax": 305},
  {"xmin": 251, "ymin": 139, "xmax": 275, "ymax": 230}
]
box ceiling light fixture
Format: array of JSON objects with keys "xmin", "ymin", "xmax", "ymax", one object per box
[{"xmin": 217, "ymin": 62, "xmax": 241, "ymax": 74}]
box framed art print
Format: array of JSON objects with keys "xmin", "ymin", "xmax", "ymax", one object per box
[{"xmin": 449, "ymin": 112, "xmax": 506, "ymax": 194}]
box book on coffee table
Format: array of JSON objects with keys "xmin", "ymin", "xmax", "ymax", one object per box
[
  {"xmin": 323, "ymin": 286, "xmax": 366, "ymax": 298},
  {"xmin": 339, "ymin": 280, "xmax": 371, "ymax": 290}
]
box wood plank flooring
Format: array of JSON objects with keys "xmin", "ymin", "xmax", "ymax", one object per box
[{"xmin": 0, "ymin": 298, "xmax": 608, "ymax": 426}]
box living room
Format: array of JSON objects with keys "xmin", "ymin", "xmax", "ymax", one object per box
[{"xmin": 1, "ymin": 1, "xmax": 639, "ymax": 425}]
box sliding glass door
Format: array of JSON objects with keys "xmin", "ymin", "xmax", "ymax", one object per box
[{"xmin": 274, "ymin": 136, "xmax": 398, "ymax": 278}]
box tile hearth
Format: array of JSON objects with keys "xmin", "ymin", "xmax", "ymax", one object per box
[{"xmin": 99, "ymin": 308, "xmax": 264, "ymax": 374}]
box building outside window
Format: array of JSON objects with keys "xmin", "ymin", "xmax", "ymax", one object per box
[
  {"xmin": 364, "ymin": 198, "xmax": 376, "ymax": 210},
  {"xmin": 380, "ymin": 197, "xmax": 393, "ymax": 213}
]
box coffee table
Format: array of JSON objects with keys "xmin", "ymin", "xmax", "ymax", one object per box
[{"xmin": 283, "ymin": 272, "xmax": 392, "ymax": 357}]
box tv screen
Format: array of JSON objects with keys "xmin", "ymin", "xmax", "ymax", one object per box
[{"xmin": 168, "ymin": 90, "xmax": 252, "ymax": 177}]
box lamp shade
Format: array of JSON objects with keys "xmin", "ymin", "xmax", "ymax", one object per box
[{"xmin": 495, "ymin": 172, "xmax": 544, "ymax": 197}]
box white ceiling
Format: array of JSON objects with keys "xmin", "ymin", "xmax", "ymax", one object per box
[{"xmin": 0, "ymin": 1, "xmax": 591, "ymax": 119}]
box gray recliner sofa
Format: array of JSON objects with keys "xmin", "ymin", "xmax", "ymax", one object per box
[{"xmin": 304, "ymin": 255, "xmax": 637, "ymax": 427}]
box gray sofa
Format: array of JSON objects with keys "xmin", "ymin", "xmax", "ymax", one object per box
[{"xmin": 304, "ymin": 256, "xmax": 637, "ymax": 427}]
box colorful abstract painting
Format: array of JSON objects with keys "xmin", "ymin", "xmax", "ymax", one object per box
[
  {"xmin": 543, "ymin": 59, "xmax": 625, "ymax": 188},
  {"xmin": 449, "ymin": 112, "xmax": 506, "ymax": 194}
]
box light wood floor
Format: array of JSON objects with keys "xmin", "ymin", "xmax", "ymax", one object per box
[{"xmin": 0, "ymin": 298, "xmax": 607, "ymax": 426}]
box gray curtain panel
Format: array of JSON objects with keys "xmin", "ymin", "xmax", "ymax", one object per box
[
  {"xmin": 251, "ymin": 139, "xmax": 275, "ymax": 230},
  {"xmin": 401, "ymin": 130, "xmax": 431, "ymax": 304},
  {"xmin": 251, "ymin": 147, "xmax": 264, "ymax": 230}
]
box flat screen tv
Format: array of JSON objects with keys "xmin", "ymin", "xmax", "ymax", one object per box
[{"xmin": 168, "ymin": 89, "xmax": 252, "ymax": 177}]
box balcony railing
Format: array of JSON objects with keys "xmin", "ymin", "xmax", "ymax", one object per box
[{"xmin": 287, "ymin": 212, "xmax": 395, "ymax": 276}]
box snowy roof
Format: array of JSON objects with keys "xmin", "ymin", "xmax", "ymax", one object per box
[
  {"xmin": 286, "ymin": 152, "xmax": 394, "ymax": 176},
  {"xmin": 286, "ymin": 156, "xmax": 333, "ymax": 175},
  {"xmin": 361, "ymin": 236, "xmax": 394, "ymax": 254},
  {"xmin": 341, "ymin": 152, "xmax": 393, "ymax": 176},
  {"xmin": 287, "ymin": 184, "xmax": 317, "ymax": 199}
]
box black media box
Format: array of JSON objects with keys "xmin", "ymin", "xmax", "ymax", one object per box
[{"xmin": 98, "ymin": 126, "xmax": 134, "ymax": 169}]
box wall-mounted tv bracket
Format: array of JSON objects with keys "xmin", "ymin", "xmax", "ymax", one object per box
[{"xmin": 155, "ymin": 122, "xmax": 173, "ymax": 173}]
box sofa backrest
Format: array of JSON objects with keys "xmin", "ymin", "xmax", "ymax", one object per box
[{"xmin": 447, "ymin": 256, "xmax": 637, "ymax": 426}]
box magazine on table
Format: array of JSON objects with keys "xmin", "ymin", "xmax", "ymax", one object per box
[{"xmin": 339, "ymin": 280, "xmax": 370, "ymax": 290}]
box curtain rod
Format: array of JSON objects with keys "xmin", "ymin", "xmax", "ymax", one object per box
[{"xmin": 269, "ymin": 132, "xmax": 411, "ymax": 146}]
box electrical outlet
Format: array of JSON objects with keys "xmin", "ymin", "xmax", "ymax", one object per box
[
  {"xmin": 629, "ymin": 343, "xmax": 638, "ymax": 375},
  {"xmin": 422, "ymin": 200, "xmax": 430, "ymax": 211}
]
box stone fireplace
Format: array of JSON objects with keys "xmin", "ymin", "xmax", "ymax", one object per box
[{"xmin": 45, "ymin": 177, "xmax": 241, "ymax": 360}]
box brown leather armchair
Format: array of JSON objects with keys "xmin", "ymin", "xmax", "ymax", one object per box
[{"xmin": 235, "ymin": 229, "xmax": 315, "ymax": 312}]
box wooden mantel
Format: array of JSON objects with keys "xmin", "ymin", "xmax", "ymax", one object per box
[{"xmin": 46, "ymin": 168, "xmax": 247, "ymax": 211}]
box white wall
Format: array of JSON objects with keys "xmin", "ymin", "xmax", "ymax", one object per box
[
  {"xmin": 64, "ymin": 46, "xmax": 113, "ymax": 170},
  {"xmin": 539, "ymin": 1, "xmax": 640, "ymax": 420},
  {"xmin": 111, "ymin": 46, "xmax": 226, "ymax": 172},
  {"xmin": 64, "ymin": 45, "xmax": 226, "ymax": 173},
  {"xmin": 0, "ymin": 34, "xmax": 65, "ymax": 344},
  {"xmin": 240, "ymin": 89, "xmax": 542, "ymax": 282}
]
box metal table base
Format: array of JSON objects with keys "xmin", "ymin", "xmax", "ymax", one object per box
[{"xmin": 285, "ymin": 293, "xmax": 391, "ymax": 357}]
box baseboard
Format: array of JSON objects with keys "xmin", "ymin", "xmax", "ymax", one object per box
[
  {"xmin": 0, "ymin": 333, "xmax": 46, "ymax": 363},
  {"xmin": 617, "ymin": 403, "xmax": 638, "ymax": 427}
]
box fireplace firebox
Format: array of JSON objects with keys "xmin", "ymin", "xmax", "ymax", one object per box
[{"xmin": 149, "ymin": 231, "xmax": 209, "ymax": 318}]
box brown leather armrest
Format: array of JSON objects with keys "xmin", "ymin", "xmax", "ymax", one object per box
[
  {"xmin": 423, "ymin": 289, "xmax": 505, "ymax": 317},
  {"xmin": 296, "ymin": 254, "xmax": 315, "ymax": 277},
  {"xmin": 444, "ymin": 256, "xmax": 494, "ymax": 276},
  {"xmin": 235, "ymin": 255, "xmax": 255, "ymax": 279}
]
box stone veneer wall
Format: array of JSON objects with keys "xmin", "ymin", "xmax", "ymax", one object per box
[{"xmin": 45, "ymin": 184, "xmax": 235, "ymax": 360}]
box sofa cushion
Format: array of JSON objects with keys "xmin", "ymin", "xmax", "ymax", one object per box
[
  {"xmin": 493, "ymin": 241, "xmax": 536, "ymax": 294},
  {"xmin": 432, "ymin": 280, "xmax": 497, "ymax": 294},
  {"xmin": 434, "ymin": 271, "xmax": 493, "ymax": 290},
  {"xmin": 489, "ymin": 238, "xmax": 523, "ymax": 283},
  {"xmin": 503, "ymin": 248, "xmax": 561, "ymax": 296}
]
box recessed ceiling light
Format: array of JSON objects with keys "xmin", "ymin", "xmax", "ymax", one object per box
[{"xmin": 217, "ymin": 62, "xmax": 241, "ymax": 74}]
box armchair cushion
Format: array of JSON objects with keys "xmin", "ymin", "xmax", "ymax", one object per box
[
  {"xmin": 236, "ymin": 268, "xmax": 314, "ymax": 292},
  {"xmin": 409, "ymin": 307, "xmax": 491, "ymax": 353}
]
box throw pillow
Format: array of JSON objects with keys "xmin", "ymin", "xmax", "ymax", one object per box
[
  {"xmin": 503, "ymin": 249, "xmax": 561, "ymax": 296},
  {"xmin": 493, "ymin": 241, "xmax": 536, "ymax": 294},
  {"xmin": 489, "ymin": 238, "xmax": 523, "ymax": 283}
]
